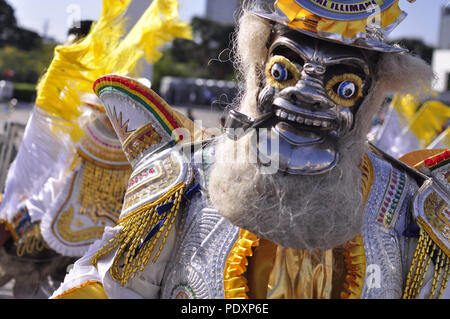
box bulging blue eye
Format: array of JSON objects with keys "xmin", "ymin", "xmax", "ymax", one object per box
[
  {"xmin": 337, "ymin": 81, "xmax": 356, "ymax": 99},
  {"xmin": 271, "ymin": 63, "xmax": 288, "ymax": 82}
]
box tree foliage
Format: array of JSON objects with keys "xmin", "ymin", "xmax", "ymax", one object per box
[
  {"xmin": 0, "ymin": 0, "xmax": 42, "ymax": 50},
  {"xmin": 153, "ymin": 17, "xmax": 236, "ymax": 90},
  {"xmin": 0, "ymin": 44, "xmax": 56, "ymax": 83},
  {"xmin": 0, "ymin": 0, "xmax": 55, "ymax": 84}
]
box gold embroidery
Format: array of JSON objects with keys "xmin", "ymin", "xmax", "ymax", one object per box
[
  {"xmin": 56, "ymin": 206, "xmax": 106, "ymax": 243},
  {"xmin": 122, "ymin": 154, "xmax": 180, "ymax": 210},
  {"xmin": 360, "ymin": 153, "xmax": 374, "ymax": 205},
  {"xmin": 423, "ymin": 192, "xmax": 450, "ymax": 241},
  {"xmin": 122, "ymin": 123, "xmax": 162, "ymax": 161},
  {"xmin": 77, "ymin": 157, "xmax": 130, "ymax": 224},
  {"xmin": 16, "ymin": 223, "xmax": 50, "ymax": 257},
  {"xmin": 79, "ymin": 137, "xmax": 128, "ymax": 164}
]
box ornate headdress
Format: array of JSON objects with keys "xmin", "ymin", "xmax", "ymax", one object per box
[
  {"xmin": 91, "ymin": 75, "xmax": 204, "ymax": 285},
  {"xmin": 252, "ymin": 0, "xmax": 415, "ymax": 52}
]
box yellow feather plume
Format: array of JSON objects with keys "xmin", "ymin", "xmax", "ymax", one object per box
[{"xmin": 35, "ymin": 0, "xmax": 192, "ymax": 142}]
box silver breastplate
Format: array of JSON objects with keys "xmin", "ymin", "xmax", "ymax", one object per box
[
  {"xmin": 360, "ymin": 151, "xmax": 419, "ymax": 298},
  {"xmin": 161, "ymin": 149, "xmax": 421, "ymax": 299},
  {"xmin": 161, "ymin": 144, "xmax": 240, "ymax": 298}
]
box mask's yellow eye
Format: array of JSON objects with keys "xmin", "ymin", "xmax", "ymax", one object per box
[
  {"xmin": 325, "ymin": 73, "xmax": 363, "ymax": 107},
  {"xmin": 265, "ymin": 55, "xmax": 301, "ymax": 90}
]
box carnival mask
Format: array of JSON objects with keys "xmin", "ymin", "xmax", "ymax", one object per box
[{"xmin": 230, "ymin": 26, "xmax": 376, "ymax": 175}]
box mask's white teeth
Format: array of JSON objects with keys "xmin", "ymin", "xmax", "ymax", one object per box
[
  {"xmin": 312, "ymin": 119, "xmax": 321, "ymax": 127},
  {"xmin": 275, "ymin": 108, "xmax": 335, "ymax": 129}
]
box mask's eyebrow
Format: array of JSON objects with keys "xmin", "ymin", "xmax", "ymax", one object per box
[
  {"xmin": 269, "ymin": 37, "xmax": 310, "ymax": 62},
  {"xmin": 323, "ymin": 56, "xmax": 371, "ymax": 76},
  {"xmin": 269, "ymin": 37, "xmax": 370, "ymax": 76}
]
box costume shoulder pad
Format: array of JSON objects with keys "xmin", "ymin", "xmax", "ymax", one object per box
[
  {"xmin": 411, "ymin": 150, "xmax": 450, "ymax": 251},
  {"xmin": 92, "ymin": 75, "xmax": 203, "ymax": 285},
  {"xmin": 404, "ymin": 150, "xmax": 450, "ymax": 298}
]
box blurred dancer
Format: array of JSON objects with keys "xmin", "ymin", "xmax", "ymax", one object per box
[{"xmin": 0, "ymin": 0, "xmax": 191, "ymax": 298}]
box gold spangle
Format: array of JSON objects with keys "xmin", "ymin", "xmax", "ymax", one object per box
[
  {"xmin": 75, "ymin": 219, "xmax": 84, "ymax": 228},
  {"xmin": 109, "ymin": 108, "xmax": 133, "ymax": 143}
]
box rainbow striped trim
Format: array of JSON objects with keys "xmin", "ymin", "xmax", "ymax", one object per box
[
  {"xmin": 93, "ymin": 75, "xmax": 182, "ymax": 141},
  {"xmin": 424, "ymin": 150, "xmax": 450, "ymax": 172}
]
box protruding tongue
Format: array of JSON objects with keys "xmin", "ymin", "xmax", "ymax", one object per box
[
  {"xmin": 251, "ymin": 122, "xmax": 338, "ymax": 175},
  {"xmin": 275, "ymin": 121, "xmax": 323, "ymax": 145}
]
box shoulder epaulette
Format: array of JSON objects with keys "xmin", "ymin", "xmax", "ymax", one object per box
[{"xmin": 403, "ymin": 149, "xmax": 450, "ymax": 299}]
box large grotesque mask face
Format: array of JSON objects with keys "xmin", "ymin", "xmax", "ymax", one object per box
[
  {"xmin": 210, "ymin": 9, "xmax": 432, "ymax": 250},
  {"xmin": 252, "ymin": 25, "xmax": 376, "ymax": 175}
]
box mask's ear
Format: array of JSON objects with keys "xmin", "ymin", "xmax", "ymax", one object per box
[{"xmin": 375, "ymin": 51, "xmax": 435, "ymax": 98}]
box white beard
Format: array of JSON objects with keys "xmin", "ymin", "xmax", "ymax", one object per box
[{"xmin": 208, "ymin": 131, "xmax": 366, "ymax": 251}]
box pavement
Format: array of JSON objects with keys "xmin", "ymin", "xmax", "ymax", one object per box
[
  {"xmin": 0, "ymin": 280, "xmax": 14, "ymax": 299},
  {"xmin": 173, "ymin": 104, "xmax": 225, "ymax": 129},
  {"xmin": 0, "ymin": 103, "xmax": 32, "ymax": 132},
  {"xmin": 0, "ymin": 102, "xmax": 224, "ymax": 134}
]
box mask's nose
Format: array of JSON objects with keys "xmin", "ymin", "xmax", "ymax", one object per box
[{"xmin": 278, "ymin": 62, "xmax": 335, "ymax": 111}]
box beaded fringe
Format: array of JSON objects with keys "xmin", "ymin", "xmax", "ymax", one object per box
[
  {"xmin": 403, "ymin": 227, "xmax": 449, "ymax": 299},
  {"xmin": 91, "ymin": 182, "xmax": 186, "ymax": 286}
]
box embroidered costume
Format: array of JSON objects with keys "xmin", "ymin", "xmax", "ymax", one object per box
[{"xmin": 51, "ymin": 0, "xmax": 449, "ymax": 299}]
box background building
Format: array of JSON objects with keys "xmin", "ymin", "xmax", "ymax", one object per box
[
  {"xmin": 433, "ymin": 5, "xmax": 450, "ymax": 92},
  {"xmin": 205, "ymin": 0, "xmax": 241, "ymax": 25},
  {"xmin": 438, "ymin": 5, "xmax": 450, "ymax": 49}
]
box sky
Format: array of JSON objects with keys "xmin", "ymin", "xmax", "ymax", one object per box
[
  {"xmin": 6, "ymin": 0, "xmax": 450, "ymax": 46},
  {"xmin": 7, "ymin": 0, "xmax": 207, "ymax": 43}
]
